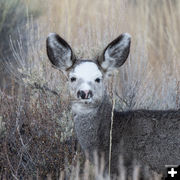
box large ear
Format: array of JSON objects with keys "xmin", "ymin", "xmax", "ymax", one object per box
[
  {"xmin": 98, "ymin": 33, "xmax": 131, "ymax": 72},
  {"xmin": 46, "ymin": 33, "xmax": 75, "ymax": 71}
]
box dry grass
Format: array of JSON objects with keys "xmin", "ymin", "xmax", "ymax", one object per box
[
  {"xmin": 19, "ymin": 0, "xmax": 180, "ymax": 110},
  {"xmin": 0, "ymin": 0, "xmax": 180, "ymax": 179}
]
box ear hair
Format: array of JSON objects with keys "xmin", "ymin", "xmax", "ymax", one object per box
[
  {"xmin": 46, "ymin": 33, "xmax": 75, "ymax": 71},
  {"xmin": 98, "ymin": 33, "xmax": 131, "ymax": 72}
]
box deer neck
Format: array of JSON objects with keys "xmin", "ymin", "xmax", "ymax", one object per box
[{"xmin": 73, "ymin": 93, "xmax": 112, "ymax": 158}]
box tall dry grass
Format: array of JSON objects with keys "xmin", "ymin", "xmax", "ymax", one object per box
[
  {"xmin": 19, "ymin": 0, "xmax": 180, "ymax": 110},
  {"xmin": 0, "ymin": 0, "xmax": 180, "ymax": 179}
]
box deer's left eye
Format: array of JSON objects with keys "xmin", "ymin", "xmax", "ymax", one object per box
[
  {"xmin": 95, "ymin": 78, "xmax": 101, "ymax": 83},
  {"xmin": 70, "ymin": 77, "xmax": 76, "ymax": 82}
]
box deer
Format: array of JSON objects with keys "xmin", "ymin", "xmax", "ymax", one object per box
[{"xmin": 46, "ymin": 32, "xmax": 180, "ymax": 178}]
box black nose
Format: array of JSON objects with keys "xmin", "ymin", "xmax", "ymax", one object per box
[{"xmin": 77, "ymin": 90, "xmax": 93, "ymax": 99}]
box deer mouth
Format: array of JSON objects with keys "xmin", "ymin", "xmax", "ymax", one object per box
[
  {"xmin": 79, "ymin": 98, "xmax": 92, "ymax": 104},
  {"xmin": 72, "ymin": 98, "xmax": 93, "ymax": 105}
]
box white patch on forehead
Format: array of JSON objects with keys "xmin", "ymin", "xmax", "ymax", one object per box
[{"xmin": 71, "ymin": 62, "xmax": 102, "ymax": 81}]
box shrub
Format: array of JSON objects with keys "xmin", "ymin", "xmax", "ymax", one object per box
[{"xmin": 0, "ymin": 88, "xmax": 76, "ymax": 179}]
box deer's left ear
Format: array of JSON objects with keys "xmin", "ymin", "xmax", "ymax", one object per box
[{"xmin": 98, "ymin": 33, "xmax": 131, "ymax": 72}]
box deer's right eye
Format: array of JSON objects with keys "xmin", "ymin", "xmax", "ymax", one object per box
[
  {"xmin": 70, "ymin": 77, "xmax": 76, "ymax": 82},
  {"xmin": 95, "ymin": 78, "xmax": 101, "ymax": 83}
]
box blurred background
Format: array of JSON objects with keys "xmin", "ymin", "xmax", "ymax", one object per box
[{"xmin": 0, "ymin": 0, "xmax": 180, "ymax": 179}]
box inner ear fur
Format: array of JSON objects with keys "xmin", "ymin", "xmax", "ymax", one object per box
[
  {"xmin": 98, "ymin": 33, "xmax": 131, "ymax": 72},
  {"xmin": 46, "ymin": 33, "xmax": 76, "ymax": 71}
]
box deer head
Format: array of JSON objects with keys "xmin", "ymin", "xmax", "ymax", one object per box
[{"xmin": 46, "ymin": 33, "xmax": 131, "ymax": 113}]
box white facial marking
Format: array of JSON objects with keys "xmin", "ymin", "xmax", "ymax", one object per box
[
  {"xmin": 71, "ymin": 62, "xmax": 102, "ymax": 82},
  {"xmin": 79, "ymin": 83, "xmax": 90, "ymax": 91},
  {"xmin": 72, "ymin": 103, "xmax": 95, "ymax": 114}
]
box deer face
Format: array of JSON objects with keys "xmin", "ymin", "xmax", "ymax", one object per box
[{"xmin": 46, "ymin": 33, "xmax": 131, "ymax": 113}]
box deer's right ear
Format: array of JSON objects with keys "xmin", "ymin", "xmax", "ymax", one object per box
[{"xmin": 46, "ymin": 33, "xmax": 75, "ymax": 71}]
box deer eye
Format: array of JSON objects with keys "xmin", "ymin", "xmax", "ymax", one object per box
[
  {"xmin": 95, "ymin": 78, "xmax": 101, "ymax": 83},
  {"xmin": 70, "ymin": 77, "xmax": 76, "ymax": 82}
]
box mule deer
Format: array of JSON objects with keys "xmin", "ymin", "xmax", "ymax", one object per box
[{"xmin": 46, "ymin": 33, "xmax": 180, "ymax": 177}]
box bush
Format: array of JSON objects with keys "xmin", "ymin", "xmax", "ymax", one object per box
[{"xmin": 0, "ymin": 88, "xmax": 76, "ymax": 179}]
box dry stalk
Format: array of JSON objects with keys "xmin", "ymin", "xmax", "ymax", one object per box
[
  {"xmin": 133, "ymin": 165, "xmax": 140, "ymax": 180},
  {"xmin": 47, "ymin": 174, "xmax": 52, "ymax": 180},
  {"xmin": 83, "ymin": 159, "xmax": 90, "ymax": 180},
  {"xmin": 59, "ymin": 171, "xmax": 65, "ymax": 180},
  {"xmin": 176, "ymin": 81, "xmax": 180, "ymax": 109},
  {"xmin": 109, "ymin": 97, "xmax": 115, "ymax": 176},
  {"xmin": 4, "ymin": 144, "xmax": 19, "ymax": 180},
  {"xmin": 119, "ymin": 156, "xmax": 126, "ymax": 180},
  {"xmin": 108, "ymin": 73, "xmax": 116, "ymax": 176}
]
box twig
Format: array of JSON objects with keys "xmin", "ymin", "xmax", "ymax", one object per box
[
  {"xmin": 32, "ymin": 82, "xmax": 60, "ymax": 97},
  {"xmin": 176, "ymin": 81, "xmax": 180, "ymax": 109},
  {"xmin": 108, "ymin": 73, "xmax": 116, "ymax": 176},
  {"xmin": 109, "ymin": 97, "xmax": 115, "ymax": 176},
  {"xmin": 5, "ymin": 143, "xmax": 19, "ymax": 180}
]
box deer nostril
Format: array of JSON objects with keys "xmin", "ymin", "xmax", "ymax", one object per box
[
  {"xmin": 77, "ymin": 90, "xmax": 86, "ymax": 99},
  {"xmin": 88, "ymin": 90, "xmax": 93, "ymax": 98},
  {"xmin": 77, "ymin": 90, "xmax": 93, "ymax": 99}
]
